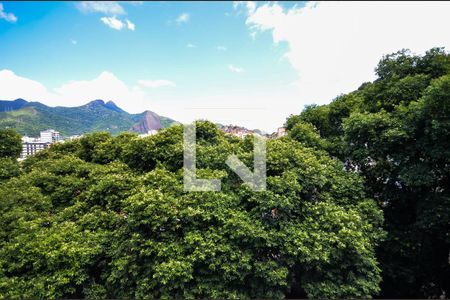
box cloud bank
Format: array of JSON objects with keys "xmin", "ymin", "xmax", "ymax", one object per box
[
  {"xmin": 0, "ymin": 70, "xmax": 172, "ymax": 115},
  {"xmin": 237, "ymin": 1, "xmax": 450, "ymax": 105}
]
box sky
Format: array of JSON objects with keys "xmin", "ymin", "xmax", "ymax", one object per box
[{"xmin": 1, "ymin": 1, "xmax": 450, "ymax": 132}]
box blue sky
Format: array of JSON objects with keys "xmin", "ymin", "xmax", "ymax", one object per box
[
  {"xmin": 1, "ymin": 1, "xmax": 450, "ymax": 131},
  {"xmin": 0, "ymin": 2, "xmax": 296, "ymax": 87}
]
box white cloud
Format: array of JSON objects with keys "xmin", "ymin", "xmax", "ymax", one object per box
[
  {"xmin": 99, "ymin": 17, "xmax": 135, "ymax": 31},
  {"xmin": 228, "ymin": 64, "xmax": 245, "ymax": 73},
  {"xmin": 0, "ymin": 70, "xmax": 53, "ymax": 101},
  {"xmin": 138, "ymin": 79, "xmax": 176, "ymax": 88},
  {"xmin": 186, "ymin": 43, "xmax": 196, "ymax": 48},
  {"xmin": 100, "ymin": 16, "xmax": 125, "ymax": 30},
  {"xmin": 76, "ymin": 1, "xmax": 125, "ymax": 15},
  {"xmin": 176, "ymin": 13, "xmax": 189, "ymax": 24},
  {"xmin": 126, "ymin": 19, "xmax": 135, "ymax": 31},
  {"xmin": 216, "ymin": 46, "xmax": 227, "ymax": 51},
  {"xmin": 239, "ymin": 1, "xmax": 450, "ymax": 107},
  {"xmin": 77, "ymin": 1, "xmax": 136, "ymax": 31},
  {"xmin": 0, "ymin": 3, "xmax": 17, "ymax": 23},
  {"xmin": 53, "ymin": 72, "xmax": 147, "ymax": 112},
  {"xmin": 0, "ymin": 70, "xmax": 149, "ymax": 114}
]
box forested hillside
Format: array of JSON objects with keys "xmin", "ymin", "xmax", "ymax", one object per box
[
  {"xmin": 286, "ymin": 47, "xmax": 450, "ymax": 298},
  {"xmin": 0, "ymin": 99, "xmax": 175, "ymax": 136}
]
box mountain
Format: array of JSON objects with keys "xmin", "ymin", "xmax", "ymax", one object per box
[
  {"xmin": 131, "ymin": 111, "xmax": 163, "ymax": 133},
  {"xmin": 0, "ymin": 99, "xmax": 176, "ymax": 136}
]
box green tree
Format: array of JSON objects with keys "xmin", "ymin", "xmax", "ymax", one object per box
[
  {"xmin": 0, "ymin": 158, "xmax": 20, "ymax": 181},
  {"xmin": 0, "ymin": 121, "xmax": 384, "ymax": 299},
  {"xmin": 0, "ymin": 128, "xmax": 22, "ymax": 158},
  {"xmin": 286, "ymin": 47, "xmax": 450, "ymax": 298},
  {"xmin": 288, "ymin": 121, "xmax": 326, "ymax": 150}
]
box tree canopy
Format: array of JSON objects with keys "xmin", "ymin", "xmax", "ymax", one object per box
[
  {"xmin": 0, "ymin": 128, "xmax": 22, "ymax": 159},
  {"xmin": 286, "ymin": 47, "xmax": 450, "ymax": 298},
  {"xmin": 0, "ymin": 122, "xmax": 383, "ymax": 299}
]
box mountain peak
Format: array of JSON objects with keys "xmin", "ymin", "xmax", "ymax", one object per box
[
  {"xmin": 131, "ymin": 110, "xmax": 163, "ymax": 133},
  {"xmin": 14, "ymin": 98, "xmax": 28, "ymax": 104},
  {"xmin": 104, "ymin": 100, "xmax": 125, "ymax": 113},
  {"xmin": 143, "ymin": 110, "xmax": 157, "ymax": 116},
  {"xmin": 84, "ymin": 99, "xmax": 125, "ymax": 113},
  {"xmin": 87, "ymin": 99, "xmax": 106, "ymax": 106}
]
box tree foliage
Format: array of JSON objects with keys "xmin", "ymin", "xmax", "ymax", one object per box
[
  {"xmin": 0, "ymin": 122, "xmax": 383, "ymax": 298},
  {"xmin": 0, "ymin": 128, "xmax": 22, "ymax": 159},
  {"xmin": 286, "ymin": 47, "xmax": 450, "ymax": 298}
]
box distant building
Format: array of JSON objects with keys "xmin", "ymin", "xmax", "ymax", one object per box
[
  {"xmin": 40, "ymin": 129, "xmax": 61, "ymax": 143},
  {"xmin": 20, "ymin": 129, "xmax": 61, "ymax": 159},
  {"xmin": 20, "ymin": 140, "xmax": 51, "ymax": 159},
  {"xmin": 222, "ymin": 125, "xmax": 253, "ymax": 138},
  {"xmin": 277, "ymin": 127, "xmax": 287, "ymax": 137}
]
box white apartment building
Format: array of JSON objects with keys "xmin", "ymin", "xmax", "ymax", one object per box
[
  {"xmin": 20, "ymin": 129, "xmax": 61, "ymax": 159},
  {"xmin": 20, "ymin": 141, "xmax": 51, "ymax": 159}
]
